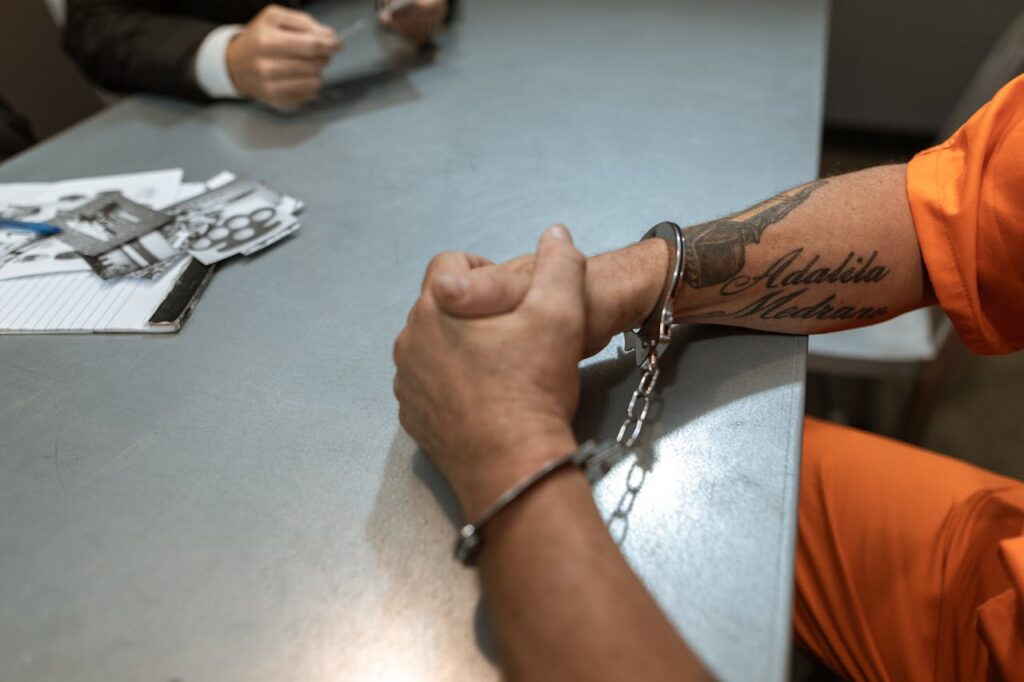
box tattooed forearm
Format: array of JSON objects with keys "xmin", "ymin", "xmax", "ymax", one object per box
[
  {"xmin": 682, "ymin": 180, "xmax": 827, "ymax": 289},
  {"xmin": 677, "ymin": 178, "xmax": 898, "ymax": 327},
  {"xmin": 667, "ymin": 164, "xmax": 921, "ymax": 333}
]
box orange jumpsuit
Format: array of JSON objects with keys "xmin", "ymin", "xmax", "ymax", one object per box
[{"xmin": 794, "ymin": 75, "xmax": 1024, "ymax": 681}]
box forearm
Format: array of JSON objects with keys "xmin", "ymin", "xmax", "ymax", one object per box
[
  {"xmin": 594, "ymin": 164, "xmax": 928, "ymax": 336},
  {"xmin": 478, "ymin": 446, "xmax": 709, "ymax": 681}
]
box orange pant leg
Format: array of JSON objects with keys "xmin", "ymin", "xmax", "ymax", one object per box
[{"xmin": 795, "ymin": 416, "xmax": 1024, "ymax": 682}]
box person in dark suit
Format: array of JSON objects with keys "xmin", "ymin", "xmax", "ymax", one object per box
[
  {"xmin": 63, "ymin": 0, "xmax": 450, "ymax": 110},
  {"xmin": 0, "ymin": 96, "xmax": 35, "ymax": 162}
]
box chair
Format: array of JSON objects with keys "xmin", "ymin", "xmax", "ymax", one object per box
[{"xmin": 807, "ymin": 312, "xmax": 957, "ymax": 440}]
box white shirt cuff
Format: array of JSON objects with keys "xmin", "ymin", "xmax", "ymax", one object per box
[{"xmin": 194, "ymin": 25, "xmax": 245, "ymax": 100}]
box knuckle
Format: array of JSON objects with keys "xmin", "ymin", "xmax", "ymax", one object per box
[
  {"xmin": 397, "ymin": 407, "xmax": 419, "ymax": 442},
  {"xmin": 426, "ymin": 252, "xmax": 449, "ymax": 271},
  {"xmin": 254, "ymin": 58, "xmax": 274, "ymax": 78},
  {"xmin": 392, "ymin": 330, "xmax": 407, "ymax": 365},
  {"xmin": 415, "ymin": 292, "xmax": 438, "ymax": 316},
  {"xmin": 424, "ymin": 251, "xmax": 456, "ymax": 280}
]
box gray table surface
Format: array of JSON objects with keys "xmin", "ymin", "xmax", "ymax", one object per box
[{"xmin": 0, "ymin": 1, "xmax": 824, "ymax": 680}]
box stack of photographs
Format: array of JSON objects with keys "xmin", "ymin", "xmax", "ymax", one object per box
[
  {"xmin": 40, "ymin": 172, "xmax": 301, "ymax": 281},
  {"xmin": 75, "ymin": 175, "xmax": 301, "ymax": 280},
  {"xmin": 0, "ymin": 170, "xmax": 303, "ymax": 334}
]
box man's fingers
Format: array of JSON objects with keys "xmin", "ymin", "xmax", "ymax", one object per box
[
  {"xmin": 524, "ymin": 224, "xmax": 586, "ymax": 315},
  {"xmin": 255, "ymin": 56, "xmax": 330, "ymax": 80},
  {"xmin": 434, "ymin": 265, "xmax": 531, "ymax": 318},
  {"xmin": 380, "ymin": 0, "xmax": 445, "ymax": 43},
  {"xmin": 262, "ymin": 4, "xmax": 332, "ymax": 34},
  {"xmin": 266, "ymin": 27, "xmax": 340, "ymax": 59},
  {"xmin": 420, "ymin": 251, "xmax": 492, "ymax": 293},
  {"xmin": 268, "ymin": 75, "xmax": 321, "ymax": 97}
]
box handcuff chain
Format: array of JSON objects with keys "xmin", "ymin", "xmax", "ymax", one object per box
[{"xmin": 616, "ymin": 347, "xmax": 662, "ymax": 448}]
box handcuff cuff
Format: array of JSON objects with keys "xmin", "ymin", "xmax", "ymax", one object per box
[{"xmin": 455, "ymin": 222, "xmax": 686, "ymax": 565}]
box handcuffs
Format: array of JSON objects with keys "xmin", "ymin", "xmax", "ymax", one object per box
[{"xmin": 454, "ymin": 222, "xmax": 686, "ymax": 565}]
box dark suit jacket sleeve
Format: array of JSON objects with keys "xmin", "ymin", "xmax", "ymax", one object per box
[{"xmin": 64, "ymin": 0, "xmax": 221, "ymax": 101}]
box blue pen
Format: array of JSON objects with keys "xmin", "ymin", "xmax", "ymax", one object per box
[{"xmin": 0, "ymin": 217, "xmax": 62, "ymax": 236}]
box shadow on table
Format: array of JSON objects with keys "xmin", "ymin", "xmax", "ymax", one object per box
[
  {"xmin": 313, "ymin": 48, "xmax": 435, "ymax": 113},
  {"xmin": 570, "ymin": 327, "xmax": 692, "ymax": 546},
  {"xmin": 366, "ymin": 324, "xmax": 795, "ymax": 667},
  {"xmin": 126, "ymin": 49, "xmax": 434, "ymax": 152}
]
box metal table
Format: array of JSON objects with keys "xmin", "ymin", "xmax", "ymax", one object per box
[{"xmin": 0, "ymin": 1, "xmax": 824, "ymax": 679}]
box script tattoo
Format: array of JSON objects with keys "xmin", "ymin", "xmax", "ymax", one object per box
[
  {"xmin": 701, "ymin": 247, "xmax": 893, "ymax": 320},
  {"xmin": 683, "ymin": 179, "xmax": 827, "ymax": 289},
  {"xmin": 704, "ymin": 289, "xmax": 889, "ymax": 322},
  {"xmin": 720, "ymin": 248, "xmax": 890, "ymax": 296}
]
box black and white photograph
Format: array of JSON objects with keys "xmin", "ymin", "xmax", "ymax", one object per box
[
  {"xmin": 170, "ymin": 176, "xmax": 301, "ymax": 266},
  {"xmin": 52, "ymin": 192, "xmax": 170, "ymax": 258},
  {"xmin": 0, "ymin": 236, "xmax": 87, "ymax": 281}
]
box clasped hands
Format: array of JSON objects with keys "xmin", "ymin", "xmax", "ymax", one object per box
[{"xmin": 393, "ymin": 226, "xmax": 668, "ymax": 519}]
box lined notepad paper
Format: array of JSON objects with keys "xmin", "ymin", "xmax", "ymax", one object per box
[{"xmin": 0, "ymin": 257, "xmax": 189, "ymax": 333}]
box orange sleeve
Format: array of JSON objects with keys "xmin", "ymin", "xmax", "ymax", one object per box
[{"xmin": 907, "ymin": 74, "xmax": 1024, "ymax": 355}]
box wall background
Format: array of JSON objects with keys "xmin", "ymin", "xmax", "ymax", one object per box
[
  {"xmin": 0, "ymin": 0, "xmax": 102, "ymax": 143},
  {"xmin": 825, "ymin": 0, "xmax": 1022, "ymax": 134}
]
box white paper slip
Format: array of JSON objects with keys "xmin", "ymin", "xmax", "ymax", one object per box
[
  {"xmin": 170, "ymin": 182, "xmax": 208, "ymax": 206},
  {"xmin": 0, "ymin": 169, "xmax": 183, "ymax": 224},
  {"xmin": 0, "ymin": 256, "xmax": 203, "ymax": 334}
]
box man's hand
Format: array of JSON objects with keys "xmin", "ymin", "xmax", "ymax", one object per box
[
  {"xmin": 226, "ymin": 5, "xmax": 341, "ymax": 110},
  {"xmin": 429, "ymin": 238, "xmax": 670, "ymax": 357},
  {"xmin": 379, "ymin": 0, "xmax": 448, "ymax": 46},
  {"xmin": 393, "ymin": 225, "xmax": 586, "ymax": 519}
]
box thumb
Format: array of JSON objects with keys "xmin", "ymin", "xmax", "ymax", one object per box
[
  {"xmin": 524, "ymin": 224, "xmax": 586, "ymax": 319},
  {"xmin": 433, "ymin": 265, "xmax": 531, "ymax": 318}
]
